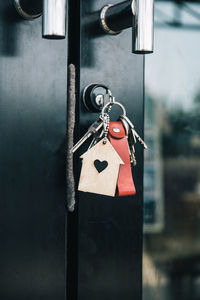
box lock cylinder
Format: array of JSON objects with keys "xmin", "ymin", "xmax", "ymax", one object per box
[{"xmin": 43, "ymin": 0, "xmax": 66, "ymax": 39}]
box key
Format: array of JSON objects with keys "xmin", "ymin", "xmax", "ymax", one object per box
[
  {"xmin": 120, "ymin": 115, "xmax": 147, "ymax": 149},
  {"xmin": 128, "ymin": 127, "xmax": 137, "ymax": 166},
  {"xmin": 87, "ymin": 136, "xmax": 96, "ymax": 150},
  {"xmin": 131, "ymin": 127, "xmax": 147, "ymax": 149},
  {"xmin": 70, "ymin": 117, "xmax": 104, "ymax": 153},
  {"xmin": 131, "ymin": 153, "xmax": 137, "ymax": 166},
  {"xmin": 120, "ymin": 117, "xmax": 137, "ymax": 166},
  {"xmin": 94, "ymin": 128, "xmax": 105, "ymax": 145},
  {"xmin": 128, "ymin": 127, "xmax": 137, "ymax": 145},
  {"xmin": 128, "ymin": 128, "xmax": 137, "ymax": 148},
  {"xmin": 88, "ymin": 113, "xmax": 110, "ymax": 150},
  {"xmin": 87, "ymin": 127, "xmax": 104, "ymax": 150},
  {"xmin": 102, "ymin": 113, "xmax": 110, "ymax": 144},
  {"xmin": 129, "ymin": 139, "xmax": 137, "ymax": 166},
  {"xmin": 120, "ymin": 117, "xmax": 129, "ymax": 136}
]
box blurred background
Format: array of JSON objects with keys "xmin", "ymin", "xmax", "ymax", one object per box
[{"xmin": 143, "ymin": 0, "xmax": 200, "ymax": 299}]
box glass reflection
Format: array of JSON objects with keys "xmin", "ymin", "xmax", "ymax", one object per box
[{"xmin": 143, "ymin": 1, "xmax": 200, "ymax": 299}]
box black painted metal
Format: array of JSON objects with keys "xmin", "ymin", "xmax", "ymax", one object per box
[
  {"xmin": 0, "ymin": 0, "xmax": 144, "ymax": 299},
  {"xmin": 67, "ymin": 1, "xmax": 80, "ymax": 300},
  {"xmin": 0, "ymin": 1, "xmax": 67, "ymax": 299},
  {"xmin": 105, "ymin": 0, "xmax": 133, "ymax": 32},
  {"xmin": 75, "ymin": 1, "xmax": 144, "ymax": 300}
]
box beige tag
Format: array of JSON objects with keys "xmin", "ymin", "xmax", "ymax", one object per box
[{"xmin": 78, "ymin": 138, "xmax": 124, "ymax": 196}]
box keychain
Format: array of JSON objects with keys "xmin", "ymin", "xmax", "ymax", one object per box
[{"xmin": 70, "ymin": 95, "xmax": 147, "ymax": 197}]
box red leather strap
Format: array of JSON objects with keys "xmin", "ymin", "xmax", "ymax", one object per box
[{"xmin": 108, "ymin": 122, "xmax": 136, "ymax": 196}]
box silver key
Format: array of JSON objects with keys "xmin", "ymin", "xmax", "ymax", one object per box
[
  {"xmin": 128, "ymin": 131, "xmax": 137, "ymax": 166},
  {"xmin": 70, "ymin": 117, "xmax": 104, "ymax": 153},
  {"xmin": 131, "ymin": 128, "xmax": 147, "ymax": 149},
  {"xmin": 120, "ymin": 115, "xmax": 147, "ymax": 149},
  {"xmin": 87, "ymin": 127, "xmax": 104, "ymax": 150},
  {"xmin": 87, "ymin": 136, "xmax": 96, "ymax": 150},
  {"xmin": 129, "ymin": 128, "xmax": 137, "ymax": 147},
  {"xmin": 94, "ymin": 128, "xmax": 105, "ymax": 145},
  {"xmin": 128, "ymin": 127, "xmax": 137, "ymax": 145},
  {"xmin": 120, "ymin": 117, "xmax": 129, "ymax": 136},
  {"xmin": 129, "ymin": 140, "xmax": 137, "ymax": 166},
  {"xmin": 130, "ymin": 152, "xmax": 137, "ymax": 166},
  {"xmin": 88, "ymin": 114, "xmax": 110, "ymax": 150},
  {"xmin": 120, "ymin": 117, "xmax": 137, "ymax": 166}
]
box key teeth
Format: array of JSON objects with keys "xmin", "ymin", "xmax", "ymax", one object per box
[
  {"xmin": 130, "ymin": 161, "xmax": 137, "ymax": 167},
  {"xmin": 120, "ymin": 115, "xmax": 147, "ymax": 150}
]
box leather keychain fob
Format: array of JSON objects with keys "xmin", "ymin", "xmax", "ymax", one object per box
[{"xmin": 108, "ymin": 121, "xmax": 136, "ymax": 196}]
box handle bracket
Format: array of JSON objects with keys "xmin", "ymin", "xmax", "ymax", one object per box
[{"xmin": 14, "ymin": 0, "xmax": 42, "ymax": 20}]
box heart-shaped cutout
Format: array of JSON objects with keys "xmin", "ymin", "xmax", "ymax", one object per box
[{"xmin": 94, "ymin": 159, "xmax": 108, "ymax": 173}]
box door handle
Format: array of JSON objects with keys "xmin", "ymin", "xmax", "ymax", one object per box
[
  {"xmin": 43, "ymin": 0, "xmax": 66, "ymax": 39},
  {"xmin": 14, "ymin": 0, "xmax": 154, "ymax": 53},
  {"xmin": 14, "ymin": 0, "xmax": 66, "ymax": 39},
  {"xmin": 100, "ymin": 0, "xmax": 154, "ymax": 54}
]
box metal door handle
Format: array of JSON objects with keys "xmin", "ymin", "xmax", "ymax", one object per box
[
  {"xmin": 43, "ymin": 0, "xmax": 66, "ymax": 39},
  {"xmin": 13, "ymin": 0, "xmax": 154, "ymax": 53},
  {"xmin": 100, "ymin": 0, "xmax": 154, "ymax": 54},
  {"xmin": 14, "ymin": 0, "xmax": 66, "ymax": 39}
]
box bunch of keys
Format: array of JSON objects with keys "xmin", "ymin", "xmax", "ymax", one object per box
[
  {"xmin": 100, "ymin": 100, "xmax": 147, "ymax": 167},
  {"xmin": 70, "ymin": 95, "xmax": 147, "ymax": 197}
]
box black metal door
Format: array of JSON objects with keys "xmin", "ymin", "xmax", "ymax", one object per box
[
  {"xmin": 68, "ymin": 1, "xmax": 144, "ymax": 300},
  {"xmin": 0, "ymin": 1, "xmax": 144, "ymax": 300},
  {"xmin": 0, "ymin": 2, "xmax": 67, "ymax": 300}
]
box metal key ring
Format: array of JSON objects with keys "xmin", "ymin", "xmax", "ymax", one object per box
[{"xmin": 101, "ymin": 101, "xmax": 126, "ymax": 117}]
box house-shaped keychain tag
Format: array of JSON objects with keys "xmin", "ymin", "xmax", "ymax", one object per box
[{"xmin": 78, "ymin": 138, "xmax": 124, "ymax": 196}]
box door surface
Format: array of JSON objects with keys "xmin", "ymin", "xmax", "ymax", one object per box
[
  {"xmin": 0, "ymin": 1, "xmax": 144, "ymax": 300},
  {"xmin": 70, "ymin": 1, "xmax": 144, "ymax": 300},
  {"xmin": 0, "ymin": 2, "xmax": 67, "ymax": 299}
]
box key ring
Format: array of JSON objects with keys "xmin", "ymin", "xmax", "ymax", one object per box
[{"xmin": 101, "ymin": 100, "xmax": 126, "ymax": 118}]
